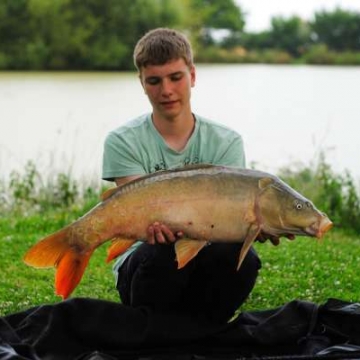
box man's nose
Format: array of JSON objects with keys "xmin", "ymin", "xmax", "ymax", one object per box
[{"xmin": 161, "ymin": 79, "xmax": 173, "ymax": 96}]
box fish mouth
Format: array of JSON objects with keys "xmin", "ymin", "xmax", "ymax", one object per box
[{"xmin": 305, "ymin": 217, "xmax": 333, "ymax": 238}]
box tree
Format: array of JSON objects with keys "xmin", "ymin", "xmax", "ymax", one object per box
[
  {"xmin": 0, "ymin": 0, "xmax": 32, "ymax": 69},
  {"xmin": 311, "ymin": 8, "xmax": 360, "ymax": 51},
  {"xmin": 0, "ymin": 0, "xmax": 185, "ymax": 70},
  {"xmin": 269, "ymin": 15, "xmax": 311, "ymax": 57},
  {"xmin": 182, "ymin": 0, "xmax": 245, "ymax": 47}
]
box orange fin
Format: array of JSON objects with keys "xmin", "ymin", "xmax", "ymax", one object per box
[
  {"xmin": 106, "ymin": 237, "xmax": 137, "ymax": 263},
  {"xmin": 101, "ymin": 187, "xmax": 119, "ymax": 201},
  {"xmin": 23, "ymin": 227, "xmax": 70, "ymax": 268},
  {"xmin": 175, "ymin": 239, "xmax": 207, "ymax": 269},
  {"xmin": 237, "ymin": 224, "xmax": 261, "ymax": 271},
  {"xmin": 23, "ymin": 226, "xmax": 92, "ymax": 299},
  {"xmin": 55, "ymin": 248, "xmax": 93, "ymax": 299}
]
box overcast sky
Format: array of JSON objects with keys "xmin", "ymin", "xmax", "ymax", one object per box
[{"xmin": 236, "ymin": 0, "xmax": 360, "ymax": 32}]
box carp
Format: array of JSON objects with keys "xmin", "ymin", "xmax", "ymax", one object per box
[{"xmin": 24, "ymin": 164, "xmax": 333, "ymax": 299}]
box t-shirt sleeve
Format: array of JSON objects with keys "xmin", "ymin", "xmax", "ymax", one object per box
[
  {"xmin": 102, "ymin": 131, "xmax": 147, "ymax": 181},
  {"xmin": 214, "ymin": 133, "xmax": 246, "ymax": 168}
]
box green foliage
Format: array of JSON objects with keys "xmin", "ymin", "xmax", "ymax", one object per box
[
  {"xmin": 302, "ymin": 44, "xmax": 337, "ymax": 65},
  {"xmin": 197, "ymin": 0, "xmax": 244, "ymax": 31},
  {"xmin": 303, "ymin": 44, "xmax": 360, "ymax": 65},
  {"xmin": 269, "ymin": 16, "xmax": 311, "ymax": 57},
  {"xmin": 0, "ymin": 0, "xmax": 185, "ymax": 70},
  {"xmin": 311, "ymin": 8, "xmax": 360, "ymax": 52},
  {"xmin": 241, "ymin": 30, "xmax": 273, "ymax": 50},
  {"xmin": 4, "ymin": 160, "xmax": 101, "ymax": 215},
  {"xmin": 9, "ymin": 161, "xmax": 40, "ymax": 208},
  {"xmin": 238, "ymin": 8, "xmax": 360, "ymax": 65},
  {"xmin": 1, "ymin": 1, "xmax": 360, "ymax": 68}
]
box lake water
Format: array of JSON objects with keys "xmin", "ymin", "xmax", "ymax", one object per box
[{"xmin": 1, "ymin": 64, "xmax": 360, "ymax": 184}]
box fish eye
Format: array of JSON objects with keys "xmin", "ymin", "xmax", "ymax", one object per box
[{"xmin": 295, "ymin": 201, "xmax": 303, "ymax": 210}]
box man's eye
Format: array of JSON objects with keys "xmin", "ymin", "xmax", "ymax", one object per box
[
  {"xmin": 171, "ymin": 74, "xmax": 182, "ymax": 81},
  {"xmin": 146, "ymin": 78, "xmax": 160, "ymax": 85}
]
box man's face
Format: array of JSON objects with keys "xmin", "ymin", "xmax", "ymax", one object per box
[{"xmin": 139, "ymin": 58, "xmax": 196, "ymax": 121}]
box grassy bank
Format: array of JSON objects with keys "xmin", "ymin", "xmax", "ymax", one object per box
[
  {"xmin": 195, "ymin": 45, "xmax": 360, "ymax": 66},
  {"xmin": 1, "ymin": 211, "xmax": 358, "ymax": 316},
  {"xmin": 0, "ymin": 158, "xmax": 359, "ymax": 316}
]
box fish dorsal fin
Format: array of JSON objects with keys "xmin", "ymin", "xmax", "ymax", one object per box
[
  {"xmin": 118, "ymin": 164, "xmax": 218, "ymax": 189},
  {"xmin": 237, "ymin": 223, "xmax": 261, "ymax": 270},
  {"xmin": 106, "ymin": 237, "xmax": 137, "ymax": 263},
  {"xmin": 101, "ymin": 187, "xmax": 119, "ymax": 201},
  {"xmin": 175, "ymin": 239, "xmax": 208, "ymax": 269},
  {"xmin": 258, "ymin": 177, "xmax": 274, "ymax": 190}
]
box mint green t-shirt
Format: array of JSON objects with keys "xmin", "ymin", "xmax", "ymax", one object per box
[{"xmin": 102, "ymin": 113, "xmax": 246, "ymax": 282}]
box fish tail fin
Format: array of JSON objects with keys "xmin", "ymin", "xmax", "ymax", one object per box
[
  {"xmin": 23, "ymin": 227, "xmax": 71, "ymax": 268},
  {"xmin": 23, "ymin": 227, "xmax": 92, "ymax": 299},
  {"xmin": 55, "ymin": 248, "xmax": 93, "ymax": 299}
]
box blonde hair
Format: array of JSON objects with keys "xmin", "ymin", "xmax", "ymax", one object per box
[{"xmin": 133, "ymin": 28, "xmax": 194, "ymax": 71}]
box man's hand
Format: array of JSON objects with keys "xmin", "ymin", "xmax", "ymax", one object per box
[
  {"xmin": 146, "ymin": 222, "xmax": 184, "ymax": 245},
  {"xmin": 256, "ymin": 232, "xmax": 295, "ymax": 246}
]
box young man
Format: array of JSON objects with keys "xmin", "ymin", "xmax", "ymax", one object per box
[{"xmin": 102, "ymin": 28, "xmax": 261, "ymax": 324}]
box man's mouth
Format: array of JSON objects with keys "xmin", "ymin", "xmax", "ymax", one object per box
[{"xmin": 161, "ymin": 100, "xmax": 179, "ymax": 107}]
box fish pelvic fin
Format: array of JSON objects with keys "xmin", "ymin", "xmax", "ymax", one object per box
[
  {"xmin": 237, "ymin": 224, "xmax": 261, "ymax": 271},
  {"xmin": 175, "ymin": 239, "xmax": 208, "ymax": 269},
  {"xmin": 106, "ymin": 237, "xmax": 137, "ymax": 263}
]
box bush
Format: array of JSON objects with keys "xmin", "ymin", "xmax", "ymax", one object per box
[
  {"xmin": 3, "ymin": 160, "xmax": 101, "ymax": 215},
  {"xmin": 302, "ymin": 44, "xmax": 337, "ymax": 64}
]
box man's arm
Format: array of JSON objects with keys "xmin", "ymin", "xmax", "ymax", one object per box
[
  {"xmin": 114, "ymin": 176, "xmax": 183, "ymax": 244},
  {"xmin": 115, "ymin": 175, "xmax": 142, "ymax": 187}
]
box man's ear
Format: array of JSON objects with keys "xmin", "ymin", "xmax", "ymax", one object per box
[{"xmin": 190, "ymin": 65, "xmax": 196, "ymax": 88}]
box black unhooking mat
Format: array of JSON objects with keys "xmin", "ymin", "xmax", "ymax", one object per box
[{"xmin": 1, "ymin": 298, "xmax": 360, "ymax": 360}]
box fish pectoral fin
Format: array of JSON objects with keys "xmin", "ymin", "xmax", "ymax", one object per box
[
  {"xmin": 106, "ymin": 237, "xmax": 137, "ymax": 263},
  {"xmin": 237, "ymin": 224, "xmax": 261, "ymax": 271},
  {"xmin": 175, "ymin": 239, "xmax": 208, "ymax": 269}
]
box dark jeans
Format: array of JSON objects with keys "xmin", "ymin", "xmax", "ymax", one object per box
[{"xmin": 117, "ymin": 242, "xmax": 261, "ymax": 324}]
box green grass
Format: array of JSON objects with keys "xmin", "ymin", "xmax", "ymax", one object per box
[
  {"xmin": 0, "ymin": 210, "xmax": 119, "ymax": 316},
  {"xmin": 1, "ymin": 157, "xmax": 360, "ymax": 316},
  {"xmin": 1, "ymin": 208, "xmax": 359, "ymax": 316},
  {"xmin": 247, "ymin": 230, "xmax": 360, "ymax": 310}
]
